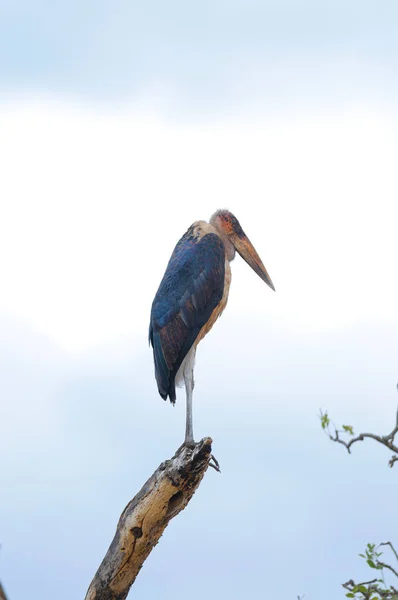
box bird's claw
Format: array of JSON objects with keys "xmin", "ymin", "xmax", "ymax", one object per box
[
  {"xmin": 175, "ymin": 443, "xmax": 220, "ymax": 472},
  {"xmin": 175, "ymin": 440, "xmax": 196, "ymax": 455},
  {"xmin": 209, "ymin": 453, "xmax": 221, "ymax": 473}
]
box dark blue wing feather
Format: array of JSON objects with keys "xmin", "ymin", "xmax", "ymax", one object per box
[{"xmin": 149, "ymin": 227, "xmax": 225, "ymax": 403}]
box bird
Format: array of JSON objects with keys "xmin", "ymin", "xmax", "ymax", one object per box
[{"xmin": 149, "ymin": 209, "xmax": 275, "ymax": 447}]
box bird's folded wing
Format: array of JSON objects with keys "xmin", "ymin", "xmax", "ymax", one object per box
[{"xmin": 149, "ymin": 231, "xmax": 225, "ymax": 402}]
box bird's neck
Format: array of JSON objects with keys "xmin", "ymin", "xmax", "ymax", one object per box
[
  {"xmin": 220, "ymin": 234, "xmax": 236, "ymax": 262},
  {"xmin": 208, "ymin": 216, "xmax": 236, "ymax": 262}
]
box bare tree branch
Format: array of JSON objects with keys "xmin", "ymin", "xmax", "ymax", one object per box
[
  {"xmin": 328, "ymin": 414, "xmax": 398, "ymax": 462},
  {"xmin": 377, "ymin": 561, "xmax": 398, "ymax": 579},
  {"xmin": 389, "ymin": 455, "xmax": 398, "ymax": 469},
  {"xmin": 343, "ymin": 578, "xmax": 378, "ymax": 589},
  {"xmin": 321, "ymin": 385, "xmax": 398, "ymax": 468},
  {"xmin": 85, "ymin": 437, "xmax": 216, "ymax": 600}
]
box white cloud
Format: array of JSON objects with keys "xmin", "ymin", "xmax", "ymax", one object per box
[{"xmin": 1, "ymin": 98, "xmax": 397, "ymax": 351}]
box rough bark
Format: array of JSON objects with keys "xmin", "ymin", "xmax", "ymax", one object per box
[
  {"xmin": 0, "ymin": 582, "xmax": 8, "ymax": 600},
  {"xmin": 85, "ymin": 437, "xmax": 214, "ymax": 600}
]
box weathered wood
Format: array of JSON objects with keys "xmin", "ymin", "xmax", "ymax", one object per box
[
  {"xmin": 0, "ymin": 582, "xmax": 8, "ymax": 600},
  {"xmin": 85, "ymin": 437, "xmax": 214, "ymax": 600}
]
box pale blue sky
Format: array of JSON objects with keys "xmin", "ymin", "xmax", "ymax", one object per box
[
  {"xmin": 1, "ymin": 2, "xmax": 398, "ymax": 599},
  {"xmin": 1, "ymin": 1, "xmax": 398, "ymax": 111}
]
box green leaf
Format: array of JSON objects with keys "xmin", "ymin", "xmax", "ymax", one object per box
[
  {"xmin": 359, "ymin": 554, "xmax": 365, "ymax": 558},
  {"xmin": 342, "ymin": 425, "xmax": 354, "ymax": 435},
  {"xmin": 346, "ymin": 594, "xmax": 355, "ymax": 598},
  {"xmin": 367, "ymin": 559, "xmax": 376, "ymax": 568},
  {"xmin": 320, "ymin": 411, "xmax": 330, "ymax": 429},
  {"xmin": 358, "ymin": 586, "xmax": 368, "ymax": 594}
]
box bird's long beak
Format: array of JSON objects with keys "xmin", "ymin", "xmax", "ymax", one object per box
[{"xmin": 232, "ymin": 233, "xmax": 275, "ymax": 291}]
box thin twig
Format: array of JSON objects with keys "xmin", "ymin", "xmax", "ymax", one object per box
[
  {"xmin": 389, "ymin": 455, "xmax": 398, "ymax": 468},
  {"xmin": 377, "ymin": 561, "xmax": 398, "ymax": 579},
  {"xmin": 343, "ymin": 578, "xmax": 378, "ymax": 589},
  {"xmin": 380, "ymin": 542, "xmax": 398, "ymax": 565}
]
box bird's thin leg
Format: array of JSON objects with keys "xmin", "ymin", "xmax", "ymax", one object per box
[{"xmin": 184, "ymin": 366, "xmax": 195, "ymax": 447}]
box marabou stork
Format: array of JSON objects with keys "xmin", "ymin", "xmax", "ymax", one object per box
[{"xmin": 149, "ymin": 209, "xmax": 275, "ymax": 446}]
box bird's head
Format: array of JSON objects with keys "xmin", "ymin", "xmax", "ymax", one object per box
[{"xmin": 210, "ymin": 209, "xmax": 275, "ymax": 291}]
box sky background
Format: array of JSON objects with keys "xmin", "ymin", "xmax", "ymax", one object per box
[{"xmin": 1, "ymin": 1, "xmax": 398, "ymax": 599}]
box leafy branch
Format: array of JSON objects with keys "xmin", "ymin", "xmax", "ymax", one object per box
[
  {"xmin": 343, "ymin": 542, "xmax": 398, "ymax": 600},
  {"xmin": 319, "ymin": 385, "xmax": 398, "ymax": 468}
]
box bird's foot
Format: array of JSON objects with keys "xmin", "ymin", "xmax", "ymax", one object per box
[
  {"xmin": 175, "ymin": 441, "xmax": 220, "ymax": 472},
  {"xmin": 209, "ymin": 454, "xmax": 221, "ymax": 473},
  {"xmin": 184, "ymin": 439, "xmax": 196, "ymax": 449},
  {"xmin": 175, "ymin": 439, "xmax": 196, "ymax": 454}
]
